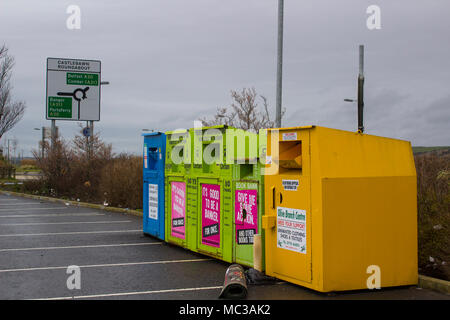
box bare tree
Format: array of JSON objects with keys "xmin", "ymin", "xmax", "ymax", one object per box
[
  {"xmin": 72, "ymin": 123, "xmax": 113, "ymax": 161},
  {"xmin": 201, "ymin": 87, "xmax": 285, "ymax": 131},
  {"xmin": 0, "ymin": 45, "xmax": 26, "ymax": 142}
]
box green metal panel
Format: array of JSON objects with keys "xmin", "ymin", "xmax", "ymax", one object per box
[
  {"xmin": 164, "ymin": 129, "xmax": 193, "ymax": 248},
  {"xmin": 191, "ymin": 125, "xmax": 234, "ymax": 178},
  {"xmin": 186, "ymin": 175, "xmax": 198, "ymax": 252},
  {"xmin": 165, "ymin": 129, "xmax": 192, "ymax": 175},
  {"xmin": 193, "ymin": 177, "xmax": 233, "ymax": 263}
]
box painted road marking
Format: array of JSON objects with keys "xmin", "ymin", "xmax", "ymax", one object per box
[
  {"xmin": 0, "ymin": 220, "xmax": 132, "ymax": 226},
  {"xmin": 0, "ymin": 242, "xmax": 161, "ymax": 252},
  {"xmin": 0, "ymin": 229, "xmax": 142, "ymax": 237},
  {"xmin": 33, "ymin": 286, "xmax": 223, "ymax": 300},
  {"xmin": 0, "ymin": 203, "xmax": 45, "ymax": 206},
  {"xmin": 0, "ymin": 207, "xmax": 67, "ymax": 212},
  {"xmin": 0, "ymin": 258, "xmax": 212, "ymax": 273},
  {"xmin": 0, "ymin": 213, "xmax": 105, "ymax": 218}
]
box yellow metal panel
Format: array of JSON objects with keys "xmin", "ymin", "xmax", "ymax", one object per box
[
  {"xmin": 314, "ymin": 127, "xmax": 416, "ymax": 178},
  {"xmin": 264, "ymin": 128, "xmax": 312, "ymax": 284},
  {"xmin": 321, "ymin": 176, "xmax": 418, "ymax": 291}
]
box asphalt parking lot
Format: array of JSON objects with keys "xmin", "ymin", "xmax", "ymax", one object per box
[{"xmin": 0, "ymin": 192, "xmax": 448, "ymax": 300}]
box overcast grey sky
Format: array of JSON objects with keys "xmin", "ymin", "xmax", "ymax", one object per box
[{"xmin": 1, "ymin": 0, "xmax": 449, "ymax": 156}]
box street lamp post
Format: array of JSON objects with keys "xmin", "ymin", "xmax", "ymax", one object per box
[
  {"xmin": 344, "ymin": 45, "xmax": 365, "ymax": 133},
  {"xmin": 357, "ymin": 45, "xmax": 365, "ymax": 133},
  {"xmin": 34, "ymin": 128, "xmax": 45, "ymax": 158},
  {"xmin": 275, "ymin": 0, "xmax": 284, "ymax": 128},
  {"xmin": 5, "ymin": 139, "xmax": 15, "ymax": 164}
]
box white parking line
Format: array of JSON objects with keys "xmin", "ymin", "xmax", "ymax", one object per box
[
  {"xmin": 0, "ymin": 207, "xmax": 67, "ymax": 212},
  {"xmin": 0, "ymin": 213, "xmax": 104, "ymax": 218},
  {"xmin": 0, "ymin": 220, "xmax": 132, "ymax": 226},
  {"xmin": 0, "ymin": 229, "xmax": 142, "ymax": 237},
  {"xmin": 0, "ymin": 203, "xmax": 42, "ymax": 206},
  {"xmin": 33, "ymin": 286, "xmax": 223, "ymax": 300},
  {"xmin": 0, "ymin": 258, "xmax": 212, "ymax": 273},
  {"xmin": 0, "ymin": 242, "xmax": 161, "ymax": 252}
]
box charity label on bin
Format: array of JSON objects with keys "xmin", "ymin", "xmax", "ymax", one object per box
[
  {"xmin": 201, "ymin": 184, "xmax": 221, "ymax": 248},
  {"xmin": 277, "ymin": 207, "xmax": 306, "ymax": 254},
  {"xmin": 171, "ymin": 181, "xmax": 186, "ymax": 239},
  {"xmin": 282, "ymin": 179, "xmax": 299, "ymax": 191},
  {"xmin": 148, "ymin": 184, "xmax": 158, "ymax": 220},
  {"xmin": 235, "ymin": 189, "xmax": 258, "ymax": 245}
]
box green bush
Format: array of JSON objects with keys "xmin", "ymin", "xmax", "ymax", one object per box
[
  {"xmin": 15, "ymin": 130, "xmax": 143, "ymax": 210},
  {"xmin": 99, "ymin": 154, "xmax": 143, "ymax": 210},
  {"xmin": 30, "ymin": 130, "xmax": 112, "ymax": 203},
  {"xmin": 415, "ymin": 153, "xmax": 449, "ymax": 281}
]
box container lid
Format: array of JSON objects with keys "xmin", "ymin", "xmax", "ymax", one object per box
[{"xmin": 142, "ymin": 131, "xmax": 163, "ymax": 137}]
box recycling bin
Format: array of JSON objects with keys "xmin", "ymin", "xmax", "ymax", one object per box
[
  {"xmin": 262, "ymin": 126, "xmax": 417, "ymax": 292},
  {"xmin": 164, "ymin": 129, "xmax": 193, "ymax": 249},
  {"xmin": 190, "ymin": 125, "xmax": 234, "ymax": 262},
  {"xmin": 163, "ymin": 125, "xmax": 267, "ymax": 270},
  {"xmin": 142, "ymin": 132, "xmax": 166, "ymax": 240},
  {"xmin": 189, "ymin": 125, "xmax": 266, "ymax": 267}
]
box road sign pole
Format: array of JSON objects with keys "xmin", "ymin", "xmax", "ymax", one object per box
[
  {"xmin": 90, "ymin": 120, "xmax": 94, "ymax": 154},
  {"xmin": 89, "ymin": 121, "xmax": 94, "ymax": 149},
  {"xmin": 85, "ymin": 121, "xmax": 89, "ymax": 160},
  {"xmin": 41, "ymin": 126, "xmax": 45, "ymax": 158},
  {"xmin": 51, "ymin": 120, "xmax": 56, "ymax": 150}
]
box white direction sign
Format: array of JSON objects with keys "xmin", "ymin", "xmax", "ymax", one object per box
[{"xmin": 46, "ymin": 58, "xmax": 101, "ymax": 121}]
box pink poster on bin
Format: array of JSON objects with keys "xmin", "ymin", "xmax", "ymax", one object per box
[
  {"xmin": 201, "ymin": 184, "xmax": 220, "ymax": 248},
  {"xmin": 171, "ymin": 181, "xmax": 186, "ymax": 239},
  {"xmin": 235, "ymin": 189, "xmax": 258, "ymax": 245}
]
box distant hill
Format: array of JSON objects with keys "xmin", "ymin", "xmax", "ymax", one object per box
[{"xmin": 413, "ymin": 146, "xmax": 450, "ymax": 155}]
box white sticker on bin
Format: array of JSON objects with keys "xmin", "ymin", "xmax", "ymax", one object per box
[
  {"xmin": 277, "ymin": 207, "xmax": 307, "ymax": 254},
  {"xmin": 282, "ymin": 132, "xmax": 297, "ymax": 141},
  {"xmin": 148, "ymin": 184, "xmax": 158, "ymax": 219},
  {"xmin": 144, "ymin": 145, "xmax": 148, "ymax": 169}
]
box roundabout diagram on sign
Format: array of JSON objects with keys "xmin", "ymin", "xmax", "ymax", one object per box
[{"xmin": 57, "ymin": 87, "xmax": 90, "ymax": 120}]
